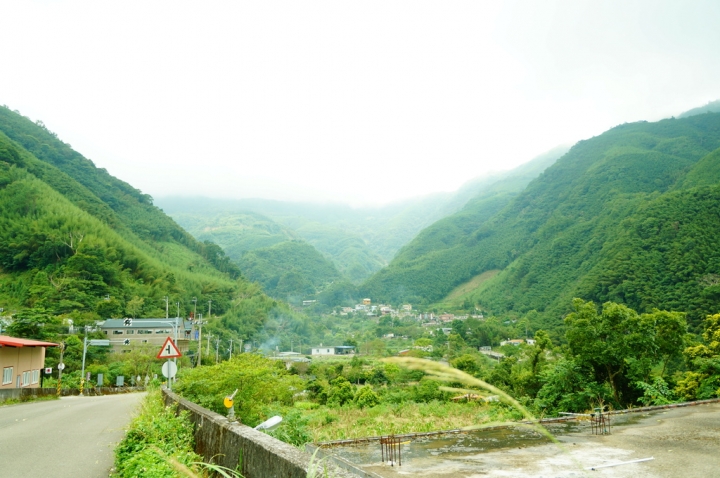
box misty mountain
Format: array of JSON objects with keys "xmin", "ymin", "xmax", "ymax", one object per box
[{"xmin": 362, "ymin": 111, "xmax": 720, "ymax": 332}]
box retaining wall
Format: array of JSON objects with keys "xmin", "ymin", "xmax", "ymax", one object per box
[
  {"xmin": 0, "ymin": 386, "xmax": 146, "ymax": 403},
  {"xmin": 162, "ymin": 388, "xmax": 358, "ymax": 478}
]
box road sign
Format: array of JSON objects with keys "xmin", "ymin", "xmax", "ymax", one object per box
[
  {"xmin": 123, "ymin": 318, "xmax": 132, "ymax": 326},
  {"xmin": 157, "ymin": 337, "xmax": 182, "ymax": 359},
  {"xmin": 44, "ymin": 367, "xmax": 52, "ymax": 374},
  {"xmin": 57, "ymin": 363, "xmax": 65, "ymax": 370},
  {"xmin": 161, "ymin": 360, "xmax": 177, "ymax": 378}
]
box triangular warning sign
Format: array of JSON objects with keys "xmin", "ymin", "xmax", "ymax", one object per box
[{"xmin": 157, "ymin": 337, "xmax": 182, "ymax": 359}]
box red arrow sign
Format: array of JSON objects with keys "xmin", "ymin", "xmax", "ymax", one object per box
[{"xmin": 157, "ymin": 337, "xmax": 182, "ymax": 359}]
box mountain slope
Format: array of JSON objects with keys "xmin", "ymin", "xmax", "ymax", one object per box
[
  {"xmin": 0, "ymin": 106, "xmax": 287, "ymax": 344},
  {"xmin": 362, "ymin": 113, "xmax": 720, "ymax": 329}
]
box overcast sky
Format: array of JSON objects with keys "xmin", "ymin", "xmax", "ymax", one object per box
[{"xmin": 2, "ymin": 1, "xmax": 719, "ymax": 206}]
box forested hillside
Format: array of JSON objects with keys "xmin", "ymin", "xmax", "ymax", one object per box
[
  {"xmin": 157, "ymin": 146, "xmax": 566, "ymax": 291},
  {"xmin": 0, "ymin": 106, "xmax": 283, "ymax": 344},
  {"xmin": 363, "ymin": 113, "xmax": 720, "ymax": 330},
  {"xmin": 237, "ymin": 240, "xmax": 342, "ymax": 303}
]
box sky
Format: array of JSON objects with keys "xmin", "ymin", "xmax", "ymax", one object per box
[{"xmin": 2, "ymin": 1, "xmax": 720, "ymax": 206}]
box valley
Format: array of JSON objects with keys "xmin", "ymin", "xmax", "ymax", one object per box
[{"xmin": 3, "ymin": 103, "xmax": 720, "ymax": 476}]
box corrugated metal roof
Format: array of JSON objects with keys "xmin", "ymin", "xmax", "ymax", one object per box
[
  {"xmin": 0, "ymin": 335, "xmax": 59, "ymax": 348},
  {"xmin": 100, "ymin": 318, "xmax": 193, "ymax": 329}
]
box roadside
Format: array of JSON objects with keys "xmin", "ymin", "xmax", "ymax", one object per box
[{"xmin": 0, "ymin": 392, "xmax": 145, "ymax": 478}]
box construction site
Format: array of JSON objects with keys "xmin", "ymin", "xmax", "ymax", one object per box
[{"xmin": 313, "ymin": 400, "xmax": 720, "ymax": 478}]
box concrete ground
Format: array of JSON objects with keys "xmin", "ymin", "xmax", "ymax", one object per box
[
  {"xmin": 356, "ymin": 402, "xmax": 720, "ymax": 478},
  {"xmin": 0, "ymin": 392, "xmax": 145, "ymax": 478}
]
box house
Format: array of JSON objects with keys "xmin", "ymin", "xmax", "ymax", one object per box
[
  {"xmin": 362, "ymin": 298, "xmax": 372, "ymax": 306},
  {"xmin": 311, "ymin": 345, "xmax": 355, "ymax": 356},
  {"xmin": 500, "ymin": 339, "xmax": 526, "ymax": 346},
  {"xmin": 99, "ymin": 318, "xmax": 193, "ymax": 354},
  {"xmin": 439, "ymin": 313, "xmax": 455, "ymax": 322},
  {"xmin": 1, "ymin": 335, "xmax": 58, "ymax": 389}
]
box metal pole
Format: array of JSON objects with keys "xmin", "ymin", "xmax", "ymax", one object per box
[
  {"xmin": 207, "ymin": 333, "xmax": 211, "ymax": 356},
  {"xmin": 164, "ymin": 296, "xmax": 169, "ymax": 319},
  {"xmin": 80, "ymin": 335, "xmax": 88, "ymax": 396},
  {"xmin": 57, "ymin": 343, "xmax": 64, "ymax": 397},
  {"xmin": 229, "ymin": 339, "xmax": 232, "ymax": 360},
  {"xmin": 215, "ymin": 339, "xmax": 219, "ymax": 363},
  {"xmin": 197, "ymin": 313, "xmax": 203, "ymax": 367},
  {"xmin": 173, "ymin": 318, "xmax": 178, "ymax": 387},
  {"xmin": 176, "ymin": 302, "xmax": 180, "ymax": 318}
]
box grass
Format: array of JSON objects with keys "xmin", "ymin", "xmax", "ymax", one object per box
[{"xmin": 304, "ymin": 400, "xmax": 518, "ymax": 442}]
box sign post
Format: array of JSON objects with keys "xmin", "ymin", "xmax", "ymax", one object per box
[{"xmin": 157, "ymin": 337, "xmax": 182, "ymax": 390}]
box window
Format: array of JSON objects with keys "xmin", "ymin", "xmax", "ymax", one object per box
[
  {"xmin": 22, "ymin": 371, "xmax": 30, "ymax": 386},
  {"xmin": 113, "ymin": 330, "xmax": 124, "ymax": 335},
  {"xmin": 138, "ymin": 330, "xmax": 153, "ymax": 335},
  {"xmin": 126, "ymin": 330, "xmax": 135, "ymax": 335},
  {"xmin": 155, "ymin": 329, "xmax": 171, "ymax": 334},
  {"xmin": 32, "ymin": 370, "xmax": 39, "ymax": 384},
  {"xmin": 2, "ymin": 367, "xmax": 12, "ymax": 385}
]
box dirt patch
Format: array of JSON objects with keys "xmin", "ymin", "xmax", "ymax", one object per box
[{"xmin": 352, "ymin": 403, "xmax": 720, "ymax": 478}]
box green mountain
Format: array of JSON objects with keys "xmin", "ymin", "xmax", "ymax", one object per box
[
  {"xmin": 157, "ymin": 147, "xmax": 567, "ymax": 288},
  {"xmin": 0, "ymin": 105, "xmax": 284, "ymax": 343},
  {"xmin": 237, "ymin": 240, "xmax": 342, "ymax": 303},
  {"xmin": 362, "ymin": 112, "xmax": 720, "ymax": 330}
]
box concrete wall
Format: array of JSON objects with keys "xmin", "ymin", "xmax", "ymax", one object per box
[
  {"xmin": 162, "ymin": 388, "xmax": 358, "ymax": 478},
  {"xmin": 0, "ymin": 386, "xmax": 146, "ymax": 403}
]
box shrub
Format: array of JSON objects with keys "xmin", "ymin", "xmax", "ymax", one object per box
[
  {"xmin": 327, "ymin": 376, "xmax": 355, "ymax": 407},
  {"xmin": 354, "ymin": 385, "xmax": 380, "ymax": 408},
  {"xmin": 114, "ymin": 390, "xmax": 201, "ymax": 477}
]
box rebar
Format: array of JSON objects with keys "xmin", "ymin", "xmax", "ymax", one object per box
[{"xmin": 380, "ymin": 435, "xmax": 402, "ymax": 466}]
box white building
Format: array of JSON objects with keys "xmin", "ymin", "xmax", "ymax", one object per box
[{"xmin": 311, "ymin": 345, "xmax": 355, "ymax": 356}]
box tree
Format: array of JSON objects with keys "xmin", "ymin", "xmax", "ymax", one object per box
[
  {"xmin": 564, "ymin": 299, "xmax": 656, "ymax": 406},
  {"xmin": 126, "ymin": 296, "xmax": 145, "ymax": 319}
]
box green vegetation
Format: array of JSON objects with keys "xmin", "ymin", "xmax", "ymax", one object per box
[
  {"xmin": 114, "ymin": 389, "xmax": 213, "ymax": 478},
  {"xmin": 237, "ymin": 241, "xmax": 341, "ymax": 304},
  {"xmin": 362, "ymin": 113, "xmax": 720, "ymax": 333},
  {"xmin": 169, "ymin": 297, "xmax": 720, "ymax": 450},
  {"xmin": 157, "ymin": 146, "xmax": 565, "ymax": 294}
]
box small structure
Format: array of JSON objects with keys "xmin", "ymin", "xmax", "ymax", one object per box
[
  {"xmin": 99, "ymin": 318, "xmax": 193, "ymax": 353},
  {"xmin": 0, "ymin": 335, "xmax": 58, "ymax": 389},
  {"xmin": 500, "ymin": 339, "xmax": 525, "ymax": 346},
  {"xmin": 311, "ymin": 345, "xmax": 355, "ymax": 356}
]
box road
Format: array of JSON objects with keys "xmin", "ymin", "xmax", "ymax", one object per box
[{"xmin": 0, "ymin": 392, "xmax": 145, "ymax": 478}]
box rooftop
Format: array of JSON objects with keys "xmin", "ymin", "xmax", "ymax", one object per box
[{"xmin": 0, "ymin": 335, "xmax": 59, "ymax": 348}]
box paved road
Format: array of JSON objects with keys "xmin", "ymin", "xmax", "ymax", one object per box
[{"xmin": 0, "ymin": 393, "xmax": 145, "ymax": 478}]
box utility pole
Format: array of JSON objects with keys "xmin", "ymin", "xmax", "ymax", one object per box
[
  {"xmin": 56, "ymin": 342, "xmax": 65, "ymax": 397},
  {"xmin": 164, "ymin": 296, "xmax": 169, "ymax": 319},
  {"xmin": 229, "ymin": 339, "xmax": 233, "ymax": 360},
  {"xmin": 208, "ymin": 300, "xmax": 212, "ymax": 321},
  {"xmin": 192, "ymin": 297, "xmax": 197, "ymax": 320},
  {"xmin": 215, "ymin": 338, "xmax": 219, "ymax": 363},
  {"xmin": 176, "ymin": 301, "xmax": 180, "ymax": 318},
  {"xmin": 196, "ymin": 313, "xmax": 204, "ymax": 367},
  {"xmin": 207, "ymin": 333, "xmax": 212, "ymax": 356}
]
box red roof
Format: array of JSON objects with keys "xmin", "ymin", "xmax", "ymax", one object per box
[{"xmin": 0, "ymin": 335, "xmax": 59, "ymax": 348}]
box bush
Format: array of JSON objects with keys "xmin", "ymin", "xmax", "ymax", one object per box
[
  {"xmin": 354, "ymin": 385, "xmax": 380, "ymax": 408},
  {"xmin": 114, "ymin": 390, "xmax": 202, "ymax": 477},
  {"xmin": 174, "ymin": 354, "xmax": 304, "ymax": 426},
  {"xmin": 327, "ymin": 376, "xmax": 355, "ymax": 407}
]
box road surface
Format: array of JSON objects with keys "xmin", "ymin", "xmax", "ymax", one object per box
[{"xmin": 0, "ymin": 392, "xmax": 145, "ymax": 477}]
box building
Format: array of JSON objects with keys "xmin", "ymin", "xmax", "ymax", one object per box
[
  {"xmin": 311, "ymin": 345, "xmax": 355, "ymax": 356},
  {"xmin": 99, "ymin": 318, "xmax": 193, "ymax": 354},
  {"xmin": 1, "ymin": 335, "xmax": 58, "ymax": 389}
]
